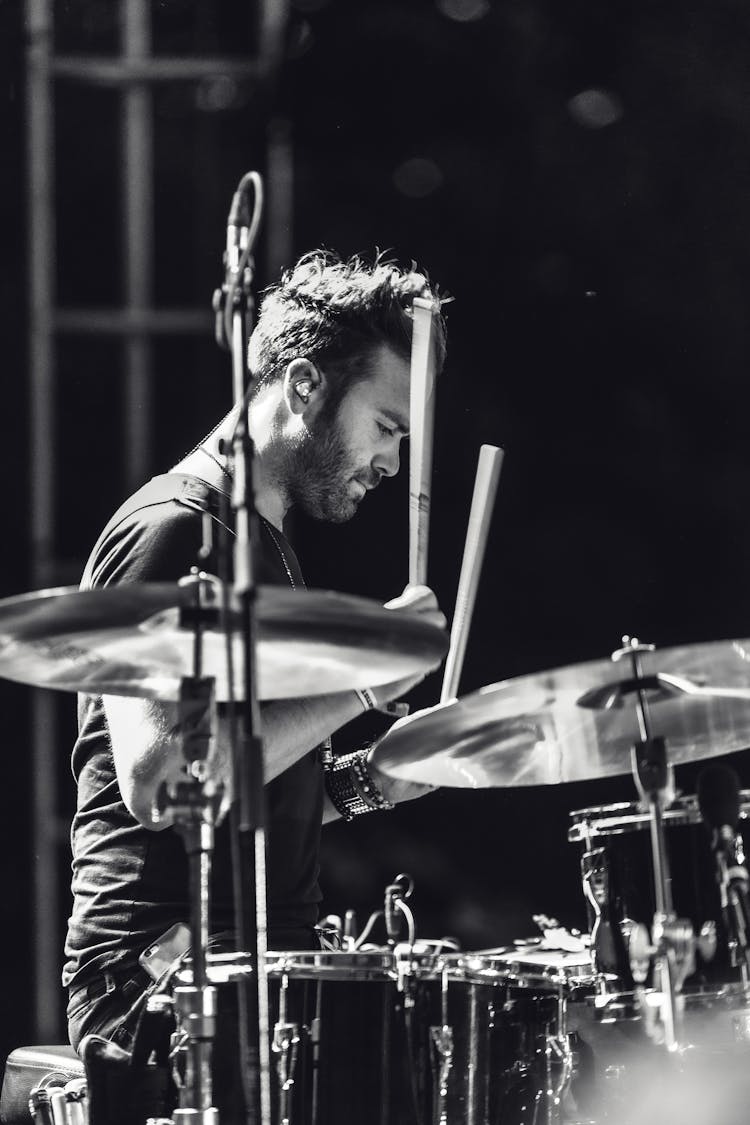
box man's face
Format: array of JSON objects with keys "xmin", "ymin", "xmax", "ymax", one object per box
[{"xmin": 289, "ymin": 343, "xmax": 411, "ymax": 523}]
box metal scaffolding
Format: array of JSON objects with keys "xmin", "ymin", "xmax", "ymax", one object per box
[{"xmin": 25, "ymin": 0, "xmax": 291, "ymax": 1041}]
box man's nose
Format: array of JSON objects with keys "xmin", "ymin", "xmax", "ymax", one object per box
[{"xmin": 374, "ymin": 442, "xmax": 401, "ymax": 478}]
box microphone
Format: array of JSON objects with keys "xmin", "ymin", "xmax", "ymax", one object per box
[
  {"xmin": 697, "ymin": 764, "xmax": 750, "ymax": 959},
  {"xmin": 698, "ymin": 763, "xmax": 741, "ymax": 843},
  {"xmin": 213, "ymin": 172, "xmax": 263, "ymax": 354},
  {"xmin": 225, "ymin": 181, "xmax": 254, "ymax": 278}
]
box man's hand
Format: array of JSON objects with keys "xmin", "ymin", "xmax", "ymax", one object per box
[
  {"xmin": 369, "ymin": 584, "xmax": 447, "ymax": 709},
  {"xmin": 365, "ymin": 703, "xmax": 442, "ymax": 807}
]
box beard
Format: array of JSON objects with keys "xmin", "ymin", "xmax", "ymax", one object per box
[{"xmin": 285, "ymin": 409, "xmax": 376, "ymax": 523}]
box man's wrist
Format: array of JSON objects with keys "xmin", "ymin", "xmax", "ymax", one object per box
[
  {"xmin": 323, "ymin": 747, "xmax": 394, "ymax": 821},
  {"xmin": 354, "ymin": 687, "xmax": 377, "ymax": 713}
]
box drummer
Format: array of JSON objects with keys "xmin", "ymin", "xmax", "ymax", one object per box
[{"xmin": 62, "ymin": 250, "xmax": 448, "ymax": 1082}]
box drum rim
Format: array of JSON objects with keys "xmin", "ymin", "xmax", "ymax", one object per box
[
  {"xmin": 568, "ymin": 791, "xmax": 750, "ymax": 841},
  {"xmin": 583, "ymin": 980, "xmax": 750, "ymax": 1018},
  {"xmin": 177, "ymin": 947, "xmax": 585, "ymax": 988}
]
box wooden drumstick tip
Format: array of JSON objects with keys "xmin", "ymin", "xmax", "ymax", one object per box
[
  {"xmin": 440, "ymin": 444, "xmax": 504, "ymax": 704},
  {"xmin": 408, "ymin": 298, "xmax": 438, "ymax": 587}
]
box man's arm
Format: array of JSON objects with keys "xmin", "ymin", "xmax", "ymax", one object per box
[
  {"xmin": 105, "ymin": 689, "xmax": 366, "ymax": 828},
  {"xmin": 106, "ymin": 582, "xmax": 446, "ymax": 827}
]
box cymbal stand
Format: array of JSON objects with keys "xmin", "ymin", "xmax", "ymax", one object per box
[
  {"xmin": 613, "ymin": 636, "xmax": 696, "ymax": 1051},
  {"xmin": 155, "ymin": 572, "xmax": 224, "ymax": 1123}
]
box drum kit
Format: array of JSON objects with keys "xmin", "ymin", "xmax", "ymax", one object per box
[
  {"xmin": 5, "ymin": 576, "xmax": 750, "ymax": 1123},
  {"xmin": 9, "ymin": 175, "xmax": 750, "ymax": 1124}
]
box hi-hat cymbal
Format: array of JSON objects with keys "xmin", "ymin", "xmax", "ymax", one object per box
[
  {"xmin": 369, "ymin": 641, "xmax": 750, "ymax": 787},
  {"xmin": 0, "ymin": 581, "xmax": 447, "ymax": 701}
]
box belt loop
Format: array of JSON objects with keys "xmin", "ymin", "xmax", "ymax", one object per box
[{"xmin": 103, "ymin": 969, "xmax": 117, "ymax": 997}]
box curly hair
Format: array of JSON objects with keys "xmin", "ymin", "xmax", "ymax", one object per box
[{"xmin": 247, "ymin": 250, "xmax": 448, "ymax": 406}]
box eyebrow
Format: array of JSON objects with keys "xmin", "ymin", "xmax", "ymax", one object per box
[{"xmin": 380, "ymin": 408, "xmax": 410, "ymax": 436}]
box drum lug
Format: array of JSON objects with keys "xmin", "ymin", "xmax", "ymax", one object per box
[
  {"xmin": 272, "ymin": 1019, "xmax": 301, "ymax": 1124},
  {"xmin": 544, "ymin": 1030, "xmax": 575, "ymax": 1118},
  {"xmin": 429, "ymin": 1023, "xmax": 454, "ymax": 1125}
]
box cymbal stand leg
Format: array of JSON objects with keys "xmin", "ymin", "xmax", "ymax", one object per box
[
  {"xmin": 173, "ymin": 810, "xmax": 219, "ymax": 1125},
  {"xmin": 156, "ymin": 686, "xmax": 222, "ymax": 1123},
  {"xmin": 155, "ymin": 576, "xmax": 225, "ymax": 1123}
]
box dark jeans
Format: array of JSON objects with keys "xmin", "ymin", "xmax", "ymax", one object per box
[{"xmin": 67, "ymin": 927, "xmax": 321, "ymax": 1125}]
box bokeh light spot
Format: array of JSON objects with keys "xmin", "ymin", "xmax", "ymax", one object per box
[
  {"xmin": 392, "ymin": 157, "xmax": 444, "ymax": 199},
  {"xmin": 567, "ymin": 87, "xmax": 624, "ymax": 129},
  {"xmin": 436, "ymin": 0, "xmax": 490, "ymax": 22}
]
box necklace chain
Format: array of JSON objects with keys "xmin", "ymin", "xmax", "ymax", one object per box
[
  {"xmin": 199, "ymin": 445, "xmax": 233, "ymax": 487},
  {"xmin": 260, "ymin": 517, "xmax": 298, "ymax": 590},
  {"xmin": 198, "ymin": 447, "xmax": 298, "ymax": 591}
]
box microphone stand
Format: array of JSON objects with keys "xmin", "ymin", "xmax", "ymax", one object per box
[
  {"xmin": 212, "ymin": 172, "xmax": 272, "ymax": 1125},
  {"xmin": 717, "ymin": 840, "xmax": 750, "ymax": 982}
]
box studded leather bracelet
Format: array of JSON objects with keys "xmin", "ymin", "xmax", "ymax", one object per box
[{"xmin": 324, "ymin": 747, "xmax": 394, "ymax": 821}]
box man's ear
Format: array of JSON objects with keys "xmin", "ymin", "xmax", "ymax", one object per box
[{"xmin": 283, "ymin": 358, "xmax": 325, "ymax": 415}]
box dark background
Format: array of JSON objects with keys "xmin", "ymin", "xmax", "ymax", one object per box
[{"xmin": 4, "ymin": 0, "xmax": 750, "ymax": 1056}]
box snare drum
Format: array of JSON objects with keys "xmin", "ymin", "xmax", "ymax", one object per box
[{"xmin": 177, "ymin": 947, "xmax": 575, "ymax": 1125}]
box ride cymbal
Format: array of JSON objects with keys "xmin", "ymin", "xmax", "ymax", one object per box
[
  {"xmin": 0, "ymin": 580, "xmax": 447, "ymax": 701},
  {"xmin": 370, "ymin": 641, "xmax": 750, "ymax": 786}
]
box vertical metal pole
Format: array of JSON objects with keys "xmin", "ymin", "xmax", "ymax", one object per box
[
  {"xmin": 265, "ymin": 114, "xmax": 293, "ymax": 551},
  {"xmin": 257, "ymin": 0, "xmax": 290, "ymax": 76},
  {"xmin": 26, "ymin": 0, "xmax": 62, "ymax": 1043},
  {"xmin": 261, "ymin": 0, "xmax": 293, "ymax": 282},
  {"xmin": 265, "ymin": 117, "xmax": 294, "ymax": 280},
  {"xmin": 122, "ymin": 0, "xmax": 153, "ymax": 489}
]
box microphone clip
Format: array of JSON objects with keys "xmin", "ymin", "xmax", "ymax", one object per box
[{"xmin": 212, "ymin": 173, "xmax": 263, "ymax": 352}]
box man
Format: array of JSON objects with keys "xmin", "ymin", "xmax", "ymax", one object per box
[{"xmin": 63, "ymin": 250, "xmax": 448, "ymax": 1075}]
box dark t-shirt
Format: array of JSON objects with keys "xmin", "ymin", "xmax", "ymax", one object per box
[{"xmin": 63, "ymin": 473, "xmax": 324, "ymax": 989}]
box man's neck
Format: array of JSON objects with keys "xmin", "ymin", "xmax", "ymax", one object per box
[{"xmin": 193, "ymin": 408, "xmax": 289, "ymax": 531}]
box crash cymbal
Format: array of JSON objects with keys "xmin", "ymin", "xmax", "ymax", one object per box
[
  {"xmin": 370, "ymin": 640, "xmax": 750, "ymax": 787},
  {"xmin": 0, "ymin": 581, "xmax": 447, "ymax": 701}
]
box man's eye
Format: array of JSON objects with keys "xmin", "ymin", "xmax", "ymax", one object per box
[{"xmin": 377, "ymin": 422, "xmax": 395, "ymax": 438}]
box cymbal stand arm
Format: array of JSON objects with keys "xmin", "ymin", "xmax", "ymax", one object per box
[
  {"xmin": 617, "ymin": 638, "xmax": 689, "ymax": 1050},
  {"xmin": 623, "ymin": 641, "xmax": 675, "ymax": 914}
]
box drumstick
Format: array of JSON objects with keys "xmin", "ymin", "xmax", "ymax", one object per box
[
  {"xmin": 440, "ymin": 444, "xmax": 504, "ymax": 704},
  {"xmin": 409, "ymin": 297, "xmax": 439, "ymax": 587}
]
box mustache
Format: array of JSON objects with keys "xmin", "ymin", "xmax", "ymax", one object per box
[{"xmin": 355, "ymin": 471, "xmax": 382, "ymax": 490}]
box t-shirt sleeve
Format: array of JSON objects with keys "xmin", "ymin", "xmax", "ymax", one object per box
[
  {"xmin": 85, "ymin": 496, "xmax": 298, "ymax": 591},
  {"xmin": 85, "ymin": 503, "xmax": 206, "ymax": 589}
]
